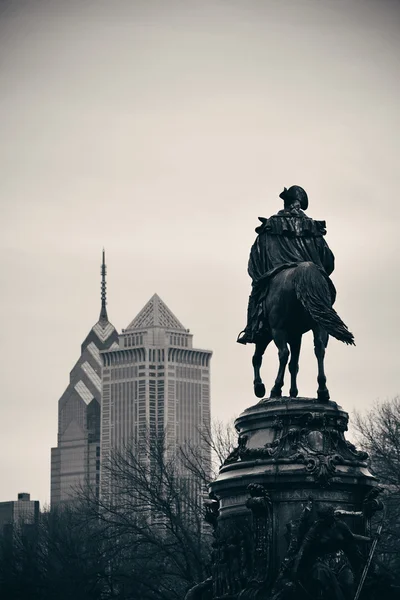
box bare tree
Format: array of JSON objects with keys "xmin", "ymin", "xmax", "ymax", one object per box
[
  {"xmin": 354, "ymin": 396, "xmax": 400, "ymax": 490},
  {"xmin": 204, "ymin": 418, "xmax": 238, "ymax": 476},
  {"xmin": 80, "ymin": 429, "xmax": 219, "ymax": 600},
  {"xmin": 353, "ymin": 396, "xmax": 400, "ymax": 572},
  {"xmin": 0, "ymin": 504, "xmax": 110, "ymax": 600},
  {"xmin": 179, "ymin": 418, "xmax": 237, "ymax": 488},
  {"xmin": 0, "ymin": 421, "xmax": 235, "ymax": 600}
]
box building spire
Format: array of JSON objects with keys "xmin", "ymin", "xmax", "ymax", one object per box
[{"xmin": 100, "ymin": 248, "xmax": 108, "ymax": 321}]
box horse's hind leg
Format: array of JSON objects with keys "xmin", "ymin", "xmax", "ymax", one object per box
[
  {"xmin": 270, "ymin": 330, "xmax": 289, "ymax": 398},
  {"xmin": 252, "ymin": 336, "xmax": 271, "ymax": 398},
  {"xmin": 313, "ymin": 326, "xmax": 330, "ymax": 401},
  {"xmin": 288, "ymin": 334, "xmax": 302, "ymax": 398}
]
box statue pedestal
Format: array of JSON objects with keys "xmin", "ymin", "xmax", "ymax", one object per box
[{"xmin": 208, "ymin": 397, "xmax": 379, "ymax": 600}]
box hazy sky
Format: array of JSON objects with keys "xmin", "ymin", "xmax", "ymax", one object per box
[{"xmin": 0, "ymin": 0, "xmax": 399, "ymax": 506}]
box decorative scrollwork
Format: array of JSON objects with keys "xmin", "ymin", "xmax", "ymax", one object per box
[{"xmin": 297, "ymin": 452, "xmax": 343, "ymax": 486}]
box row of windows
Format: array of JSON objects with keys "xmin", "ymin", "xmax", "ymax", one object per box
[
  {"xmin": 123, "ymin": 334, "xmax": 144, "ymax": 347},
  {"xmin": 169, "ymin": 334, "xmax": 189, "ymax": 347},
  {"xmin": 109, "ymin": 366, "xmax": 139, "ymax": 380},
  {"xmin": 148, "ymin": 349, "xmax": 165, "ymax": 362},
  {"xmin": 149, "ymin": 370, "xmax": 164, "ymax": 378},
  {"xmin": 175, "ymin": 366, "xmax": 202, "ymax": 381},
  {"xmin": 103, "ymin": 348, "xmax": 210, "ymax": 368},
  {"xmin": 102, "ymin": 348, "xmax": 145, "ymax": 366},
  {"xmin": 168, "ymin": 348, "xmax": 210, "ymax": 367}
]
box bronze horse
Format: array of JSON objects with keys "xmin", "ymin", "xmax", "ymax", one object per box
[{"xmin": 252, "ymin": 261, "xmax": 354, "ymax": 401}]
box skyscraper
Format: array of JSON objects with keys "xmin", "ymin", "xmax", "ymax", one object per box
[
  {"xmin": 50, "ymin": 252, "xmax": 118, "ymax": 506},
  {"xmin": 100, "ymin": 294, "xmax": 212, "ymax": 498}
]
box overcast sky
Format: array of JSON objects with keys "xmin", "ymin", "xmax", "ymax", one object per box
[{"xmin": 0, "ymin": 0, "xmax": 399, "ymax": 506}]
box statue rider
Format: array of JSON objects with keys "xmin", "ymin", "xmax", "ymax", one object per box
[{"xmin": 237, "ymin": 186, "xmax": 336, "ymax": 345}]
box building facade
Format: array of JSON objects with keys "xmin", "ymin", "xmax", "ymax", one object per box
[
  {"xmin": 0, "ymin": 493, "xmax": 40, "ymax": 533},
  {"xmin": 100, "ymin": 294, "xmax": 212, "ymax": 499},
  {"xmin": 50, "ymin": 252, "xmax": 118, "ymax": 506}
]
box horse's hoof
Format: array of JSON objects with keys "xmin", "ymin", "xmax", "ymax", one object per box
[
  {"xmin": 317, "ymin": 389, "xmax": 330, "ymax": 402},
  {"xmin": 290, "ymin": 389, "xmax": 298, "ymax": 398},
  {"xmin": 254, "ymin": 382, "xmax": 266, "ymax": 398},
  {"xmin": 270, "ymin": 387, "xmax": 282, "ymax": 398}
]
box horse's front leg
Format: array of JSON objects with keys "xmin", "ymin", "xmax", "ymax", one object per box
[
  {"xmin": 288, "ymin": 335, "xmax": 302, "ymax": 398},
  {"xmin": 252, "ymin": 337, "xmax": 270, "ymax": 398},
  {"xmin": 313, "ymin": 327, "xmax": 330, "ymax": 401},
  {"xmin": 270, "ymin": 331, "xmax": 289, "ymax": 398}
]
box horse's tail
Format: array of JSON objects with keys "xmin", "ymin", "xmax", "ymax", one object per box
[{"xmin": 294, "ymin": 262, "xmax": 355, "ymax": 345}]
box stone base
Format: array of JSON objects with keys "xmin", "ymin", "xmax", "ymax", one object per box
[{"xmin": 207, "ymin": 397, "xmax": 380, "ymax": 600}]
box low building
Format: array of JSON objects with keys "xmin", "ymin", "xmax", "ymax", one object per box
[{"xmin": 0, "ymin": 493, "xmax": 40, "ymax": 533}]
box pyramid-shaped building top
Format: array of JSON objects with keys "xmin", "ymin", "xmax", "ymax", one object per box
[{"xmin": 126, "ymin": 293, "xmax": 187, "ymax": 331}]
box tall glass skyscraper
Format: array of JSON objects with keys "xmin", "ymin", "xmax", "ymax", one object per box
[
  {"xmin": 50, "ymin": 252, "xmax": 118, "ymax": 505},
  {"xmin": 100, "ymin": 294, "xmax": 212, "ymax": 499}
]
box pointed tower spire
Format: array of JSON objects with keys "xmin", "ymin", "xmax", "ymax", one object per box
[{"xmin": 100, "ymin": 248, "xmax": 108, "ymax": 321}]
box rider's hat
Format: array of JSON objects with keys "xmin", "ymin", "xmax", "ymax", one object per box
[{"xmin": 279, "ymin": 185, "xmax": 308, "ymax": 211}]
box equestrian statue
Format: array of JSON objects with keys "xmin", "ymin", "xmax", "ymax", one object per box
[{"xmin": 237, "ymin": 185, "xmax": 354, "ymax": 401}]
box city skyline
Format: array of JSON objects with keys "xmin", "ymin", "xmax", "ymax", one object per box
[
  {"xmin": 50, "ymin": 251, "xmax": 212, "ymax": 506},
  {"xmin": 1, "ymin": 0, "xmax": 399, "ymax": 506}
]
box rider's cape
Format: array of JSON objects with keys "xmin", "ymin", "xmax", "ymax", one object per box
[
  {"xmin": 248, "ymin": 211, "xmax": 335, "ymax": 291},
  {"xmin": 243, "ymin": 211, "xmax": 336, "ymax": 343}
]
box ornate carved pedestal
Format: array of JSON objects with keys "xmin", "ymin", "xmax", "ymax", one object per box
[{"xmin": 208, "ymin": 397, "xmax": 380, "ymax": 600}]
